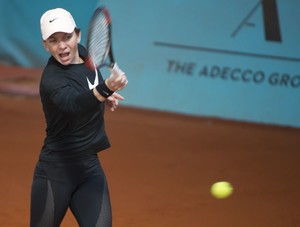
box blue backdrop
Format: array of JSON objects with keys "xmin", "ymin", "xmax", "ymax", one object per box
[
  {"xmin": 0, "ymin": 0, "xmax": 299, "ymax": 128},
  {"xmin": 0, "ymin": 0, "xmax": 98, "ymax": 66}
]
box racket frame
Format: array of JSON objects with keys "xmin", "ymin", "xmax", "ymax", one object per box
[{"xmin": 86, "ymin": 7, "xmax": 115, "ymax": 69}]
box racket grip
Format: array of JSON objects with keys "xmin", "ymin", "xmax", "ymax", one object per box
[{"xmin": 112, "ymin": 63, "xmax": 124, "ymax": 76}]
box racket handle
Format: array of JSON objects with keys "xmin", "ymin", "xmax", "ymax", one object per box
[{"xmin": 112, "ymin": 62, "xmax": 124, "ymax": 76}]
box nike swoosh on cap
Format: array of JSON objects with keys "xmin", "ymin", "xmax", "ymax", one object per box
[{"xmin": 49, "ymin": 18, "xmax": 58, "ymax": 23}]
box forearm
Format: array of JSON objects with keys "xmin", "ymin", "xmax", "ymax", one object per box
[
  {"xmin": 93, "ymin": 80, "xmax": 114, "ymax": 102},
  {"xmin": 74, "ymin": 89, "xmax": 101, "ymax": 111},
  {"xmin": 93, "ymin": 66, "xmax": 128, "ymax": 102},
  {"xmin": 93, "ymin": 86, "xmax": 106, "ymax": 102}
]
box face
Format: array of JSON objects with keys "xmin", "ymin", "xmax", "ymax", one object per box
[{"xmin": 43, "ymin": 30, "xmax": 82, "ymax": 65}]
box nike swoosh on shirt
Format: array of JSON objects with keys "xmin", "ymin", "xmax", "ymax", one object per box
[{"xmin": 86, "ymin": 69, "xmax": 99, "ymax": 90}]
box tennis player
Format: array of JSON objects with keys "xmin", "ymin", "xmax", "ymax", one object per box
[{"xmin": 30, "ymin": 8, "xmax": 127, "ymax": 227}]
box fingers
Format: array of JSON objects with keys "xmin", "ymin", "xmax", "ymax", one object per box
[
  {"xmin": 107, "ymin": 64, "xmax": 128, "ymax": 91},
  {"xmin": 115, "ymin": 76, "xmax": 128, "ymax": 91},
  {"xmin": 112, "ymin": 92, "xmax": 124, "ymax": 100},
  {"xmin": 106, "ymin": 92, "xmax": 124, "ymax": 111},
  {"xmin": 107, "ymin": 74, "xmax": 128, "ymax": 91},
  {"xmin": 106, "ymin": 96, "xmax": 116, "ymax": 111}
]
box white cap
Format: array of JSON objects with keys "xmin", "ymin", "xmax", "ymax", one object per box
[{"xmin": 40, "ymin": 8, "xmax": 77, "ymax": 40}]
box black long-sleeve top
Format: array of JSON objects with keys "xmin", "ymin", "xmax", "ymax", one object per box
[{"xmin": 39, "ymin": 45, "xmax": 110, "ymax": 162}]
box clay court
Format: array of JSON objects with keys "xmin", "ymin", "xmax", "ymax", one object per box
[{"xmin": 0, "ymin": 65, "xmax": 300, "ymax": 226}]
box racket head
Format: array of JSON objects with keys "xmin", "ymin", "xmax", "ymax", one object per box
[{"xmin": 86, "ymin": 7, "xmax": 114, "ymax": 69}]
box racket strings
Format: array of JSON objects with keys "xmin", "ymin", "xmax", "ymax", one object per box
[{"xmin": 88, "ymin": 13, "xmax": 110, "ymax": 66}]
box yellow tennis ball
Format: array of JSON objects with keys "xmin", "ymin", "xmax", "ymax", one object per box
[{"xmin": 210, "ymin": 181, "xmax": 233, "ymax": 199}]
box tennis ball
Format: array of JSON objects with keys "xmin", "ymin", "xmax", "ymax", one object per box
[{"xmin": 210, "ymin": 181, "xmax": 233, "ymax": 199}]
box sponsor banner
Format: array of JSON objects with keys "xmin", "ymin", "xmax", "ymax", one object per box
[{"xmin": 101, "ymin": 0, "xmax": 300, "ymax": 127}]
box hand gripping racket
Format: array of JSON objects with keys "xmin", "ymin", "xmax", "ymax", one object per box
[{"xmin": 85, "ymin": 6, "xmax": 123, "ymax": 75}]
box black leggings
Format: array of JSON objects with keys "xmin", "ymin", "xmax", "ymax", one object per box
[{"xmin": 30, "ymin": 154, "xmax": 112, "ymax": 227}]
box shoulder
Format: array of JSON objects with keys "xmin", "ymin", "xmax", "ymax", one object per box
[
  {"xmin": 78, "ymin": 44, "xmax": 89, "ymax": 60},
  {"xmin": 40, "ymin": 60, "xmax": 69, "ymax": 91},
  {"xmin": 42, "ymin": 59, "xmax": 67, "ymax": 80}
]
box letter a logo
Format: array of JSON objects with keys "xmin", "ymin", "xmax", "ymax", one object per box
[{"xmin": 231, "ymin": 0, "xmax": 282, "ymax": 42}]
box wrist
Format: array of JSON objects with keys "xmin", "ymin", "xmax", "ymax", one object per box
[
  {"xmin": 105, "ymin": 79, "xmax": 115, "ymax": 92},
  {"xmin": 96, "ymin": 80, "xmax": 114, "ymax": 98}
]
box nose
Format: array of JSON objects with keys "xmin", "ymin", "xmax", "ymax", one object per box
[{"xmin": 58, "ymin": 41, "xmax": 67, "ymax": 49}]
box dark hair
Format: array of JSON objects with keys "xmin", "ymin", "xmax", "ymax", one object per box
[{"xmin": 75, "ymin": 28, "xmax": 81, "ymax": 35}]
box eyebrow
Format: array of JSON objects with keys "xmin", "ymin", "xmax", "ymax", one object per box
[{"xmin": 48, "ymin": 31, "xmax": 74, "ymax": 39}]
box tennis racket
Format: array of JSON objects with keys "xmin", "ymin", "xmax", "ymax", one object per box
[{"xmin": 85, "ymin": 6, "xmax": 123, "ymax": 75}]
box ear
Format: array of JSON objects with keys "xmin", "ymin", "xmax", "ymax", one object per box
[
  {"xmin": 77, "ymin": 31, "xmax": 82, "ymax": 44},
  {"xmin": 42, "ymin": 40, "xmax": 49, "ymax": 52}
]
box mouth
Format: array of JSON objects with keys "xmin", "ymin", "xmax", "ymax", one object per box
[{"xmin": 59, "ymin": 52, "xmax": 70, "ymax": 61}]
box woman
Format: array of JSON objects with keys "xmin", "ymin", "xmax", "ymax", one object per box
[{"xmin": 30, "ymin": 8, "xmax": 128, "ymax": 227}]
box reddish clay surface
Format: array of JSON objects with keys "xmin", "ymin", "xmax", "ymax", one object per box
[{"xmin": 0, "ymin": 66, "xmax": 300, "ymax": 226}]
